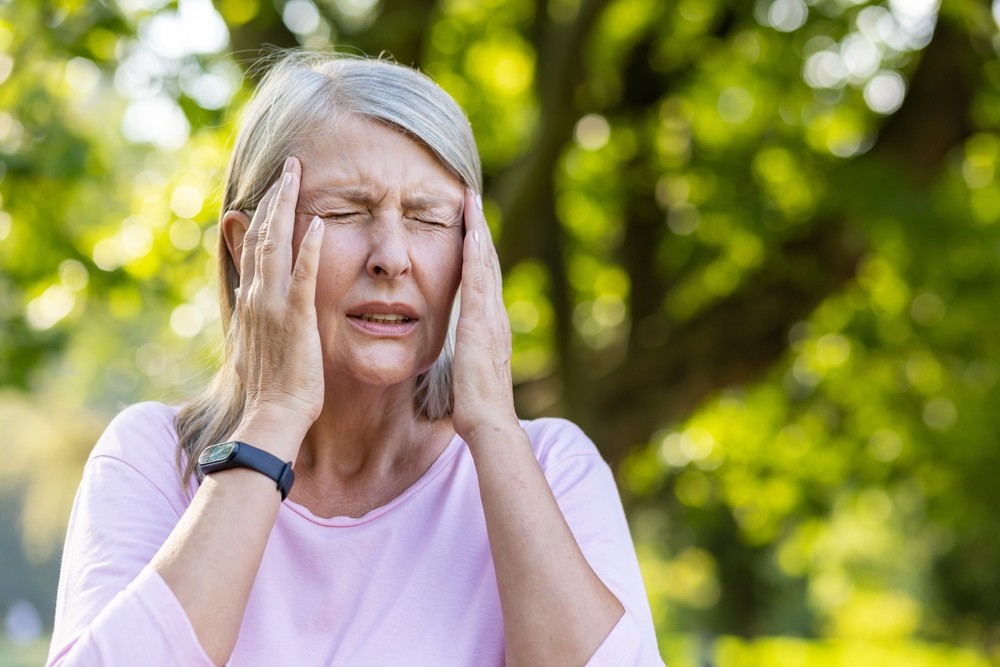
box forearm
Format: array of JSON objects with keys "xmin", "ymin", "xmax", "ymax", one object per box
[
  {"xmin": 149, "ymin": 157, "xmax": 324, "ymax": 665},
  {"xmin": 467, "ymin": 422, "xmax": 624, "ymax": 667},
  {"xmin": 150, "ymin": 420, "xmax": 302, "ymax": 666}
]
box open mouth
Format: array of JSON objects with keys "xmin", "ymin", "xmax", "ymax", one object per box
[{"xmin": 356, "ymin": 314, "xmax": 413, "ymax": 324}]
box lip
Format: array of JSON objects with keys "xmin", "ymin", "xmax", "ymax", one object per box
[
  {"xmin": 346, "ymin": 302, "xmax": 419, "ymax": 337},
  {"xmin": 346, "ymin": 301, "xmax": 419, "ymax": 319}
]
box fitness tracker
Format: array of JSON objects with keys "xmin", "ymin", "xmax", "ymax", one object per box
[{"xmin": 197, "ymin": 441, "xmax": 295, "ymax": 501}]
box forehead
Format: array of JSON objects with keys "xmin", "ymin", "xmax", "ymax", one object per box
[{"xmin": 297, "ymin": 114, "xmax": 463, "ymax": 202}]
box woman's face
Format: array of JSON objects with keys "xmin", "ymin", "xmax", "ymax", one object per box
[{"xmin": 290, "ymin": 114, "xmax": 465, "ymax": 388}]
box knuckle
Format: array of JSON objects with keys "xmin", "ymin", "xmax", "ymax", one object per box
[
  {"xmin": 471, "ymin": 273, "xmax": 487, "ymax": 294},
  {"xmin": 289, "ymin": 269, "xmax": 312, "ymax": 294}
]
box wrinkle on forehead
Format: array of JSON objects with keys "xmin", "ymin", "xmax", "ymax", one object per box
[
  {"xmin": 298, "ymin": 182, "xmax": 461, "ymax": 211},
  {"xmin": 296, "ymin": 115, "xmax": 464, "ymax": 214}
]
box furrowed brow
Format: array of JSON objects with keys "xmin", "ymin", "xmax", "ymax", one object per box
[
  {"xmin": 405, "ymin": 194, "xmax": 455, "ymax": 208},
  {"xmin": 404, "ymin": 195, "xmax": 462, "ymax": 218},
  {"xmin": 298, "ymin": 186, "xmax": 376, "ymax": 210}
]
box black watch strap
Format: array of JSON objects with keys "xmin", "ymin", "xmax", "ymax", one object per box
[{"xmin": 198, "ymin": 441, "xmax": 295, "ymax": 501}]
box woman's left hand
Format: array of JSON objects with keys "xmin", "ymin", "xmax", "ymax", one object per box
[{"xmin": 451, "ymin": 189, "xmax": 519, "ymax": 445}]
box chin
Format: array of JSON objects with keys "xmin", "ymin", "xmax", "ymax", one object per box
[{"xmin": 334, "ymin": 353, "xmax": 436, "ymax": 388}]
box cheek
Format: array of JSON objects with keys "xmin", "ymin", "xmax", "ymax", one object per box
[
  {"xmin": 415, "ymin": 233, "xmax": 463, "ymax": 295},
  {"xmin": 312, "ymin": 229, "xmax": 367, "ymax": 311}
]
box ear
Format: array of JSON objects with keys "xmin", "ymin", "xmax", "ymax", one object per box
[{"xmin": 221, "ymin": 210, "xmax": 251, "ymax": 276}]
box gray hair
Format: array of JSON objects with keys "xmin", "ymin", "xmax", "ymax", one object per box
[{"xmin": 176, "ymin": 51, "xmax": 482, "ymax": 488}]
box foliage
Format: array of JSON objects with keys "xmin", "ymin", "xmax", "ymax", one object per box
[
  {"xmin": 2, "ymin": 0, "xmax": 1000, "ymax": 663},
  {"xmin": 0, "ymin": 638, "xmax": 50, "ymax": 667}
]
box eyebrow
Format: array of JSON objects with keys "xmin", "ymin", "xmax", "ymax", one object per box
[
  {"xmin": 298, "ymin": 187, "xmax": 461, "ymax": 214},
  {"xmin": 403, "ymin": 195, "xmax": 462, "ymax": 213},
  {"xmin": 298, "ymin": 186, "xmax": 375, "ymax": 209}
]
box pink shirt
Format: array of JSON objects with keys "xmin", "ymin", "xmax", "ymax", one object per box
[{"xmin": 47, "ymin": 402, "xmax": 664, "ymax": 665}]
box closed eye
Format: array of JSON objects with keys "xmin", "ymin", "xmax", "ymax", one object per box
[
  {"xmin": 324, "ymin": 211, "xmax": 366, "ymax": 221},
  {"xmin": 407, "ymin": 212, "xmax": 461, "ymax": 228}
]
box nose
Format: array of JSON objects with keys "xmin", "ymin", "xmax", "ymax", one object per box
[{"xmin": 366, "ymin": 216, "xmax": 411, "ymax": 279}]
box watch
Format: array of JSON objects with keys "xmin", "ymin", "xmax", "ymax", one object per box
[{"xmin": 197, "ymin": 441, "xmax": 295, "ymax": 501}]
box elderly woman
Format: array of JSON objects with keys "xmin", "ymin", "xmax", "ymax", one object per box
[{"xmin": 47, "ymin": 52, "xmax": 662, "ymax": 666}]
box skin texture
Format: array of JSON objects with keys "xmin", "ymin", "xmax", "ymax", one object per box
[{"xmin": 151, "ymin": 116, "xmax": 623, "ymax": 666}]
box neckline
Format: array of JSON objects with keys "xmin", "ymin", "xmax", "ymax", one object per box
[{"xmin": 279, "ymin": 432, "xmax": 463, "ymax": 527}]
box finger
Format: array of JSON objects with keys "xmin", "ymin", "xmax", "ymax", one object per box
[
  {"xmin": 464, "ymin": 189, "xmax": 505, "ymax": 301},
  {"xmin": 239, "ymin": 180, "xmax": 279, "ymax": 295},
  {"xmin": 258, "ymin": 157, "xmax": 300, "ymax": 282},
  {"xmin": 290, "ymin": 215, "xmax": 325, "ymax": 310},
  {"xmin": 461, "ymin": 189, "xmax": 488, "ymax": 309},
  {"xmin": 474, "ymin": 195, "xmax": 504, "ymax": 289},
  {"xmin": 465, "ymin": 192, "xmax": 513, "ymax": 347}
]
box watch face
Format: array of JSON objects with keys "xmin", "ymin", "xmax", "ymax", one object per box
[{"xmin": 199, "ymin": 442, "xmax": 238, "ymax": 466}]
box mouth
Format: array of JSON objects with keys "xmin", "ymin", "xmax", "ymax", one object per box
[
  {"xmin": 346, "ymin": 303, "xmax": 419, "ymax": 337},
  {"xmin": 355, "ymin": 313, "xmax": 414, "ymax": 324}
]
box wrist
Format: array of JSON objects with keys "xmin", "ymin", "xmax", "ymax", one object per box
[
  {"xmin": 229, "ymin": 407, "xmax": 309, "ymax": 462},
  {"xmin": 461, "ymin": 418, "xmax": 525, "ymax": 453},
  {"xmin": 198, "ymin": 441, "xmax": 295, "ymax": 500}
]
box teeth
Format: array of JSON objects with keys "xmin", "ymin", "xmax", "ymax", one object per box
[{"xmin": 360, "ymin": 314, "xmax": 410, "ymax": 323}]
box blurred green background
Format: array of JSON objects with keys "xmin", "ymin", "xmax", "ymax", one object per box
[{"xmin": 2, "ymin": 0, "xmax": 1000, "ymax": 664}]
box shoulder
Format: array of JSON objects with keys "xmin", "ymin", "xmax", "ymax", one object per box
[
  {"xmin": 88, "ymin": 401, "xmax": 188, "ymax": 499},
  {"xmin": 91, "ymin": 401, "xmax": 181, "ymax": 461},
  {"xmin": 518, "ymin": 417, "xmax": 605, "ymax": 473}
]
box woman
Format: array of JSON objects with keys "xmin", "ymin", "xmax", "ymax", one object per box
[{"xmin": 47, "ymin": 52, "xmax": 663, "ymax": 666}]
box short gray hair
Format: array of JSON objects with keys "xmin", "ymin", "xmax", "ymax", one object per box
[{"xmin": 176, "ymin": 51, "xmax": 482, "ymax": 487}]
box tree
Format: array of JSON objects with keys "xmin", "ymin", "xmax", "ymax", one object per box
[{"xmin": 2, "ymin": 0, "xmax": 999, "ymax": 662}]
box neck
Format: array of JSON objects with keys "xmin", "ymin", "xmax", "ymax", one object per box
[
  {"xmin": 289, "ymin": 376, "xmax": 454, "ymax": 519},
  {"xmin": 295, "ymin": 375, "xmax": 450, "ymax": 484}
]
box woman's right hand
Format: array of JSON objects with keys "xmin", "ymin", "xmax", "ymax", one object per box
[{"xmin": 233, "ymin": 157, "xmax": 326, "ymax": 455}]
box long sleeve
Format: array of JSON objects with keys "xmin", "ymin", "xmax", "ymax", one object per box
[
  {"xmin": 47, "ymin": 406, "xmax": 663, "ymax": 665},
  {"xmin": 530, "ymin": 419, "xmax": 665, "ymax": 667},
  {"xmin": 47, "ymin": 405, "xmax": 213, "ymax": 666}
]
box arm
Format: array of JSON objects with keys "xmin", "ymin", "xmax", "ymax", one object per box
[
  {"xmin": 152, "ymin": 156, "xmax": 326, "ymax": 664},
  {"xmin": 466, "ymin": 421, "xmax": 626, "ymax": 666},
  {"xmin": 534, "ymin": 428, "xmax": 665, "ymax": 666},
  {"xmin": 47, "ymin": 422, "xmax": 215, "ymax": 667},
  {"xmin": 453, "ymin": 190, "xmax": 663, "ymax": 666},
  {"xmin": 50, "ymin": 157, "xmax": 326, "ymax": 666}
]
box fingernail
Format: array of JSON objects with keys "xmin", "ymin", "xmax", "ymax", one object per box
[
  {"xmin": 475, "ymin": 194, "xmax": 483, "ymax": 211},
  {"xmin": 283, "ymin": 171, "xmax": 292, "ymax": 186},
  {"xmin": 284, "ymin": 157, "xmax": 294, "ymax": 172},
  {"xmin": 310, "ymin": 215, "xmax": 321, "ymax": 231}
]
